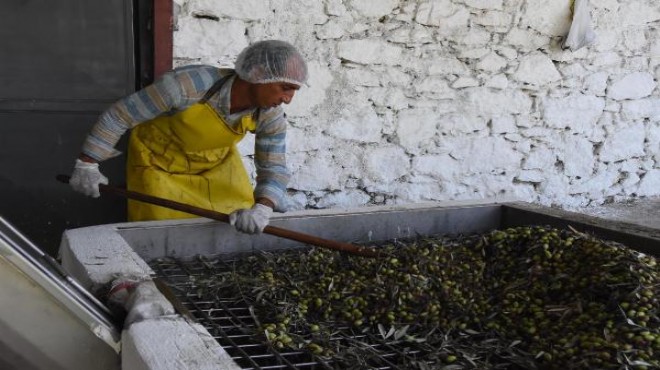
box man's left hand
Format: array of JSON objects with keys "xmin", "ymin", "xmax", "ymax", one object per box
[{"xmin": 229, "ymin": 203, "xmax": 273, "ymax": 234}]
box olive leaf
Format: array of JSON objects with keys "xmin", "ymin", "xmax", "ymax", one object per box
[{"xmin": 393, "ymin": 325, "xmax": 410, "ymax": 340}]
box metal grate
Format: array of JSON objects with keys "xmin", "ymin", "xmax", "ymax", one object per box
[{"xmin": 149, "ymin": 254, "xmax": 438, "ymax": 370}]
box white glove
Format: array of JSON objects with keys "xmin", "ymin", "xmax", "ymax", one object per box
[
  {"xmin": 70, "ymin": 159, "xmax": 108, "ymax": 198},
  {"xmin": 229, "ymin": 203, "xmax": 273, "ymax": 234}
]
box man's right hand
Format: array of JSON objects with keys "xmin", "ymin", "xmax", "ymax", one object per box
[{"xmin": 70, "ymin": 158, "xmax": 108, "ymax": 198}]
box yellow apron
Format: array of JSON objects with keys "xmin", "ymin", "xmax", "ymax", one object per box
[{"xmin": 126, "ymin": 77, "xmax": 256, "ymax": 221}]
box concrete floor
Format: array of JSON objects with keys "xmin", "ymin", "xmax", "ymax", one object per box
[{"xmin": 580, "ymin": 196, "xmax": 660, "ymax": 230}]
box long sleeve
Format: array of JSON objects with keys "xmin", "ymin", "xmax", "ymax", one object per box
[
  {"xmin": 253, "ymin": 108, "xmax": 291, "ymax": 212},
  {"xmin": 81, "ymin": 65, "xmax": 221, "ymax": 161}
]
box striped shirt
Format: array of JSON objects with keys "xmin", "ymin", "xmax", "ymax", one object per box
[{"xmin": 81, "ymin": 65, "xmax": 291, "ymax": 211}]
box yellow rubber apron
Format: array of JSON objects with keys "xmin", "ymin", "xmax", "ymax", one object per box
[{"xmin": 126, "ymin": 75, "xmax": 256, "ymax": 221}]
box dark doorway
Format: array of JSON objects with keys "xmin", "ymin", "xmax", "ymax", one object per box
[{"xmin": 0, "ymin": 1, "xmax": 153, "ymax": 256}]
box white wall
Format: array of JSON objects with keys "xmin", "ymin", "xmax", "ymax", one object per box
[{"xmin": 171, "ymin": 0, "xmax": 660, "ymax": 211}]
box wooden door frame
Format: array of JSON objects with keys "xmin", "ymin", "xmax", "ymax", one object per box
[{"xmin": 154, "ymin": 0, "xmax": 173, "ymax": 78}]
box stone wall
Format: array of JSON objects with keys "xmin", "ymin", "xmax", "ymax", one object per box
[{"xmin": 171, "ymin": 0, "xmax": 660, "ymax": 210}]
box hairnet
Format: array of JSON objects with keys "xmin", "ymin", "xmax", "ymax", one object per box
[{"xmin": 235, "ymin": 40, "xmax": 308, "ymax": 86}]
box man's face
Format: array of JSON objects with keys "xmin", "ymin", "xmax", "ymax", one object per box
[{"xmin": 250, "ymin": 82, "xmax": 300, "ymax": 109}]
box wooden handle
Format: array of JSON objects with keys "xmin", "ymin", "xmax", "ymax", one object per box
[{"xmin": 57, "ymin": 175, "xmax": 377, "ymax": 257}]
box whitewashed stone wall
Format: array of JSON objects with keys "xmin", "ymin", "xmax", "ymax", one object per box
[{"xmin": 171, "ymin": 0, "xmax": 660, "ymax": 211}]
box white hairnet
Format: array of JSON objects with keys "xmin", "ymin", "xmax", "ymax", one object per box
[{"xmin": 235, "ymin": 40, "xmax": 308, "ymax": 86}]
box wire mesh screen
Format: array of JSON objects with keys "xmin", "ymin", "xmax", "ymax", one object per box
[
  {"xmin": 147, "ymin": 225, "xmax": 659, "ymax": 370},
  {"xmin": 149, "ymin": 254, "xmax": 437, "ymax": 370}
]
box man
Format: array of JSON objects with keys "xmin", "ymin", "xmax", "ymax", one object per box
[{"xmin": 69, "ymin": 40, "xmax": 307, "ymax": 234}]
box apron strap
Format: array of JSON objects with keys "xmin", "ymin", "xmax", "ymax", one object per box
[
  {"xmin": 199, "ymin": 73, "xmax": 234, "ymax": 103},
  {"xmin": 200, "ymin": 72, "xmax": 262, "ymax": 123}
]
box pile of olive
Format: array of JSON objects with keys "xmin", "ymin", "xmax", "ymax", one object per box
[{"xmin": 210, "ymin": 226, "xmax": 658, "ymax": 369}]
